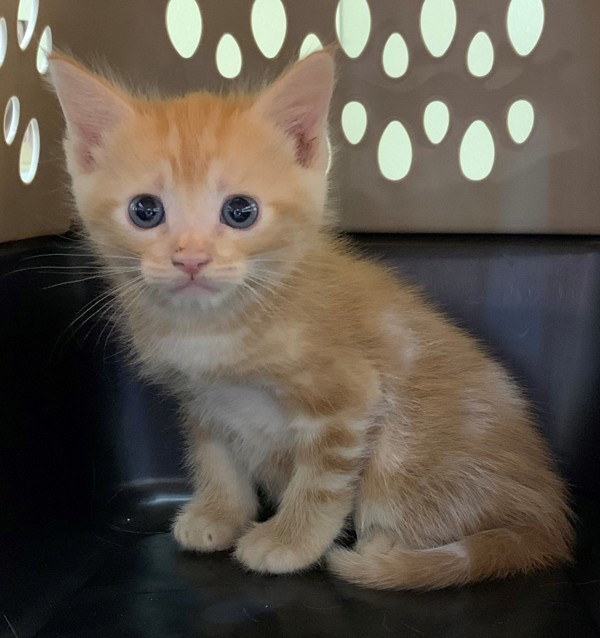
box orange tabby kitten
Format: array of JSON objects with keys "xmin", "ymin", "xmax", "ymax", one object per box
[{"xmin": 49, "ymin": 51, "xmax": 573, "ymax": 590}]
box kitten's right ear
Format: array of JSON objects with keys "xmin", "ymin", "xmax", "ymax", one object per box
[{"xmin": 48, "ymin": 54, "xmax": 133, "ymax": 172}]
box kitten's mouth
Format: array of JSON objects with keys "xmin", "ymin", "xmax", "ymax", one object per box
[{"xmin": 171, "ymin": 278, "xmax": 219, "ymax": 295}]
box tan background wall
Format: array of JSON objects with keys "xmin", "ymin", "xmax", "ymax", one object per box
[{"xmin": 1, "ymin": 0, "xmax": 599, "ymax": 242}]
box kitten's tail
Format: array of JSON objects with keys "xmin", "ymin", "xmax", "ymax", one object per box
[{"xmin": 326, "ymin": 525, "xmax": 573, "ymax": 590}]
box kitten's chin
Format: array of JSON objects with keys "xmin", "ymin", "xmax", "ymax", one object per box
[
  {"xmin": 171, "ymin": 279, "xmax": 220, "ymax": 296},
  {"xmin": 149, "ymin": 278, "xmax": 237, "ymax": 311}
]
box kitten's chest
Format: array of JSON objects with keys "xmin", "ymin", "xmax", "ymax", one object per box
[
  {"xmin": 149, "ymin": 329, "xmax": 249, "ymax": 375},
  {"xmin": 189, "ymin": 380, "xmax": 293, "ymax": 476}
]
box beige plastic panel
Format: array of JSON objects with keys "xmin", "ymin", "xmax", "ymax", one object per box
[{"xmin": 1, "ymin": 0, "xmax": 599, "ymax": 242}]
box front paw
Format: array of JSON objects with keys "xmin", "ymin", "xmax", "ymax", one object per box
[
  {"xmin": 173, "ymin": 504, "xmax": 244, "ymax": 552},
  {"xmin": 234, "ymin": 520, "xmax": 321, "ymax": 574}
]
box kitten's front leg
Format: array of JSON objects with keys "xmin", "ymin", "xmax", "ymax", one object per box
[
  {"xmin": 235, "ymin": 419, "xmax": 365, "ymax": 573},
  {"xmin": 173, "ymin": 436, "xmax": 257, "ymax": 552}
]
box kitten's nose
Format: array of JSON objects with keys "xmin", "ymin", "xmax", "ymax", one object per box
[{"xmin": 171, "ymin": 254, "xmax": 212, "ymax": 276}]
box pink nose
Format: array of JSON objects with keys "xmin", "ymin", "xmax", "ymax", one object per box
[{"xmin": 172, "ymin": 255, "xmax": 212, "ymax": 276}]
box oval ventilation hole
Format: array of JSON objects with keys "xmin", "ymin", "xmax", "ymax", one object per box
[
  {"xmin": 467, "ymin": 31, "xmax": 494, "ymax": 77},
  {"xmin": 382, "ymin": 33, "xmax": 409, "ymax": 79},
  {"xmin": 420, "ymin": 0, "xmax": 456, "ymax": 58},
  {"xmin": 423, "ymin": 100, "xmax": 450, "ymax": 145},
  {"xmin": 0, "ymin": 18, "xmax": 7, "ymax": 68},
  {"xmin": 507, "ymin": 99, "xmax": 535, "ymax": 144},
  {"xmin": 252, "ymin": 0, "xmax": 286, "ymax": 59},
  {"xmin": 335, "ymin": 0, "xmax": 371, "ymax": 59},
  {"xmin": 20, "ymin": 118, "xmax": 40, "ymax": 184},
  {"xmin": 216, "ymin": 34, "xmax": 242, "ymax": 79},
  {"xmin": 378, "ymin": 121, "xmax": 412, "ymax": 181},
  {"xmin": 4, "ymin": 96, "xmax": 20, "ymax": 145},
  {"xmin": 165, "ymin": 0, "xmax": 202, "ymax": 59},
  {"xmin": 507, "ymin": 0, "xmax": 544, "ymax": 57},
  {"xmin": 299, "ymin": 33, "xmax": 323, "ymax": 59},
  {"xmin": 17, "ymin": 0, "xmax": 38, "ymax": 50},
  {"xmin": 36, "ymin": 26, "xmax": 52, "ymax": 74},
  {"xmin": 460, "ymin": 120, "xmax": 495, "ymax": 181},
  {"xmin": 341, "ymin": 101, "xmax": 367, "ymax": 145}
]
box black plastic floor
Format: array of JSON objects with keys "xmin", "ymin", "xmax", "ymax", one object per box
[{"xmin": 0, "ymin": 498, "xmax": 597, "ymax": 638}]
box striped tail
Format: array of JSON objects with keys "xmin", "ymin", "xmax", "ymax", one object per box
[{"xmin": 327, "ymin": 525, "xmax": 573, "ymax": 590}]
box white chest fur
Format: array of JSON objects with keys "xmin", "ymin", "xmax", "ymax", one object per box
[
  {"xmin": 150, "ymin": 329, "xmax": 248, "ymax": 375},
  {"xmin": 147, "ymin": 328, "xmax": 318, "ymax": 477},
  {"xmin": 187, "ymin": 381, "xmax": 291, "ymax": 475}
]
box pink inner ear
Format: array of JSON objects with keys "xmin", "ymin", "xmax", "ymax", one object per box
[
  {"xmin": 75, "ymin": 130, "xmax": 102, "ymax": 171},
  {"xmin": 69, "ymin": 104, "xmax": 124, "ymax": 171},
  {"xmin": 49, "ymin": 57, "xmax": 133, "ymax": 172},
  {"xmin": 254, "ymin": 53, "xmax": 334, "ymax": 169},
  {"xmin": 283, "ymin": 111, "xmax": 320, "ymax": 167}
]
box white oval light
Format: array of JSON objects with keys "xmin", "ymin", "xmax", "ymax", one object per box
[
  {"xmin": 507, "ymin": 99, "xmax": 535, "ymax": 144},
  {"xmin": 17, "ymin": 0, "xmax": 38, "ymax": 50},
  {"xmin": 252, "ymin": 0, "xmax": 286, "ymax": 59},
  {"xmin": 36, "ymin": 26, "xmax": 52, "ymax": 74},
  {"xmin": 460, "ymin": 120, "xmax": 495, "ymax": 181},
  {"xmin": 216, "ymin": 33, "xmax": 242, "ymax": 79},
  {"xmin": 341, "ymin": 101, "xmax": 368, "ymax": 145},
  {"xmin": 378, "ymin": 121, "xmax": 412, "ymax": 181},
  {"xmin": 423, "ymin": 100, "xmax": 450, "ymax": 145},
  {"xmin": 0, "ymin": 18, "xmax": 7, "ymax": 68},
  {"xmin": 335, "ymin": 0, "xmax": 371, "ymax": 59},
  {"xmin": 299, "ymin": 33, "xmax": 323, "ymax": 59},
  {"xmin": 20, "ymin": 118, "xmax": 40, "ymax": 184},
  {"xmin": 4, "ymin": 96, "xmax": 20, "ymax": 145},
  {"xmin": 507, "ymin": 0, "xmax": 545, "ymax": 57},
  {"xmin": 382, "ymin": 33, "xmax": 409, "ymax": 79},
  {"xmin": 420, "ymin": 0, "xmax": 456, "ymax": 58},
  {"xmin": 165, "ymin": 0, "xmax": 202, "ymax": 59},
  {"xmin": 467, "ymin": 31, "xmax": 494, "ymax": 78}
]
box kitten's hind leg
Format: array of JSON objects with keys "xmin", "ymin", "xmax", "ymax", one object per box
[{"xmin": 173, "ymin": 436, "xmax": 257, "ymax": 552}]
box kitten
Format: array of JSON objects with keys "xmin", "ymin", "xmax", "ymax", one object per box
[{"xmin": 48, "ymin": 51, "xmax": 573, "ymax": 590}]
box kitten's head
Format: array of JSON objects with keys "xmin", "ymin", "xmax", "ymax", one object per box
[{"xmin": 49, "ymin": 52, "xmax": 334, "ymax": 313}]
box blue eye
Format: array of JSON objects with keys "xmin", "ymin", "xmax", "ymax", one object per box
[
  {"xmin": 128, "ymin": 194, "xmax": 165, "ymax": 229},
  {"xmin": 221, "ymin": 195, "xmax": 259, "ymax": 229}
]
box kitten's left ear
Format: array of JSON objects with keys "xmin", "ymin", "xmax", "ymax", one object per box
[
  {"xmin": 253, "ymin": 51, "xmax": 334, "ymax": 169},
  {"xmin": 48, "ymin": 54, "xmax": 134, "ymax": 172}
]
